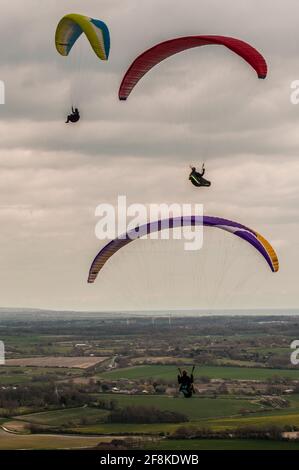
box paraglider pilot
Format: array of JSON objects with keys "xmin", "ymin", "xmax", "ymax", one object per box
[
  {"xmin": 189, "ymin": 164, "xmax": 211, "ymax": 188},
  {"xmin": 65, "ymin": 106, "xmax": 80, "ymax": 124},
  {"xmin": 178, "ymin": 367, "xmax": 195, "ymax": 398}
]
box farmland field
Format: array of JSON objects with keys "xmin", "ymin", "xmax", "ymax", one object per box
[
  {"xmin": 99, "ymin": 365, "xmax": 299, "ymax": 381},
  {"xmin": 144, "ymin": 439, "xmax": 299, "ymax": 450},
  {"xmin": 0, "ymin": 429, "xmax": 117, "ymax": 450},
  {"xmin": 0, "ymin": 366, "xmax": 83, "ymax": 385},
  {"xmin": 96, "ymin": 394, "xmax": 260, "ymax": 420},
  {"xmin": 9, "ymin": 395, "xmax": 262, "ymax": 435},
  {"xmin": 16, "ymin": 407, "xmax": 108, "ymax": 426},
  {"xmin": 206, "ymin": 413, "xmax": 299, "ymax": 431},
  {"xmin": 1, "ymin": 312, "xmax": 299, "ymax": 451},
  {"xmin": 5, "ymin": 356, "xmax": 108, "ymax": 369}
]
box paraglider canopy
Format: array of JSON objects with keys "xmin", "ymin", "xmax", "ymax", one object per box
[
  {"xmin": 55, "ymin": 13, "xmax": 110, "ymax": 60},
  {"xmin": 88, "ymin": 216, "xmax": 279, "ymax": 283},
  {"xmin": 119, "ymin": 35, "xmax": 267, "ymax": 100}
]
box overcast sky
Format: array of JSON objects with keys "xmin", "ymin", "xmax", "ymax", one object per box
[{"xmin": 0, "ymin": 0, "xmax": 298, "ymax": 311}]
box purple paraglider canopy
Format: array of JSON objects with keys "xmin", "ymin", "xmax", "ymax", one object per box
[{"xmin": 88, "ymin": 216, "xmax": 279, "ymax": 284}]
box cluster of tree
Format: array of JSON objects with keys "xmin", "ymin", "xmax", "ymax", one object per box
[
  {"xmin": 25, "ymin": 414, "xmax": 104, "ymax": 434},
  {"xmin": 0, "ymin": 382, "xmax": 90, "ymax": 416},
  {"xmin": 93, "ymin": 398, "xmax": 119, "ymax": 411},
  {"xmin": 267, "ymin": 375, "xmax": 292, "ymax": 385},
  {"xmin": 235, "ymin": 425, "xmax": 285, "ymax": 440},
  {"xmin": 258, "ymin": 396, "xmax": 290, "ymax": 409},
  {"xmin": 108, "ymin": 405, "xmax": 188, "ymax": 424},
  {"xmin": 95, "ymin": 438, "xmax": 143, "ymax": 450}
]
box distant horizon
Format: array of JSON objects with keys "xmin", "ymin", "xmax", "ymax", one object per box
[{"xmin": 0, "ymin": 306, "xmax": 298, "ymax": 317}]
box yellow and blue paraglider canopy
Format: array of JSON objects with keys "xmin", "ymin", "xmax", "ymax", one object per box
[{"xmin": 55, "ymin": 13, "xmax": 110, "ymax": 60}]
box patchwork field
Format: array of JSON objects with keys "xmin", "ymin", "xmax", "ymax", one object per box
[
  {"xmin": 0, "ymin": 366, "xmax": 83, "ymax": 385},
  {"xmin": 6, "ymin": 395, "xmax": 263, "ymax": 435},
  {"xmin": 9, "ymin": 393, "xmax": 299, "ymax": 436},
  {"xmin": 1, "ymin": 313, "xmax": 299, "ymax": 450}
]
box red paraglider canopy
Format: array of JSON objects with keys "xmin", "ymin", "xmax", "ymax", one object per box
[{"xmin": 119, "ymin": 35, "xmax": 267, "ymax": 100}]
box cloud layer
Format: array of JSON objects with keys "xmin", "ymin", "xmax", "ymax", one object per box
[{"xmin": 0, "ymin": 0, "xmax": 298, "ymax": 310}]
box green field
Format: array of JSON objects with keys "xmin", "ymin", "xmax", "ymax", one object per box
[
  {"xmin": 100, "ymin": 365, "xmax": 299, "ymax": 381},
  {"xmin": 208, "ymin": 413, "xmax": 299, "ymax": 431},
  {"xmin": 97, "ymin": 394, "xmax": 260, "ymax": 420},
  {"xmin": 0, "ymin": 334, "xmax": 76, "ymax": 356},
  {"xmin": 78, "ymin": 422, "xmax": 181, "ymax": 434},
  {"xmin": 19, "ymin": 396, "xmax": 260, "ymax": 426},
  {"xmin": 0, "ymin": 374, "xmax": 33, "ymax": 385},
  {"xmin": 8, "ymin": 392, "xmax": 299, "ymax": 437},
  {"xmin": 11, "ymin": 395, "xmax": 261, "ymax": 435},
  {"xmin": 74, "ymin": 392, "xmax": 299, "ymax": 434},
  {"xmin": 14, "ymin": 393, "xmax": 299, "ymax": 435},
  {"xmin": 144, "ymin": 439, "xmax": 299, "ymax": 450},
  {"xmin": 0, "ymin": 429, "xmax": 113, "ymax": 450},
  {"xmin": 16, "ymin": 407, "xmax": 107, "ymax": 426},
  {"xmin": 202, "ymin": 394, "xmax": 299, "ymax": 430},
  {"xmin": 0, "ymin": 366, "xmax": 82, "ymax": 385}
]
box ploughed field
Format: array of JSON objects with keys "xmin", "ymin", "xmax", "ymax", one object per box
[{"xmin": 5, "ymin": 357, "xmax": 108, "ymax": 369}]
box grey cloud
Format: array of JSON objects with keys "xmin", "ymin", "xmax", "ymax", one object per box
[{"xmin": 0, "ymin": 0, "xmax": 298, "ymax": 310}]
